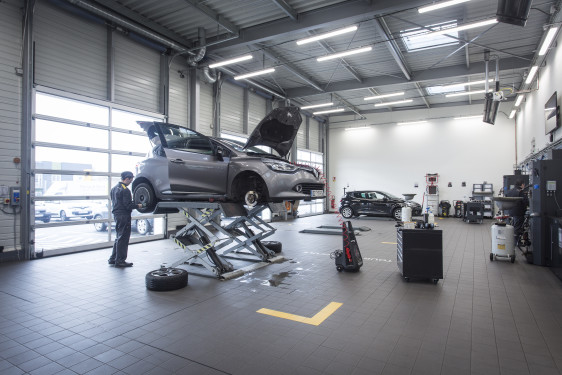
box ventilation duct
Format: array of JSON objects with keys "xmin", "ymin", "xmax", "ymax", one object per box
[
  {"xmin": 187, "ymin": 28, "xmax": 206, "ymax": 66},
  {"xmin": 496, "ymin": 0, "xmax": 533, "ymax": 27},
  {"xmin": 202, "ymin": 66, "xmax": 218, "ymax": 83}
]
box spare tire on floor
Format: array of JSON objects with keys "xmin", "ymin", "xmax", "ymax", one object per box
[
  {"xmin": 146, "ymin": 268, "xmax": 188, "ymax": 291},
  {"xmin": 261, "ymin": 240, "xmax": 282, "ymax": 253}
]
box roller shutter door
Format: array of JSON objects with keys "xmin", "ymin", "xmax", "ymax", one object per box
[
  {"xmin": 310, "ymin": 119, "xmax": 320, "ymax": 152},
  {"xmin": 199, "ymin": 80, "xmax": 213, "ymax": 136},
  {"xmin": 248, "ymin": 92, "xmax": 266, "ymax": 135},
  {"xmin": 297, "ymin": 122, "xmax": 306, "ymax": 150},
  {"xmin": 0, "ymin": 1, "xmax": 22, "ymax": 251},
  {"xmin": 220, "ymin": 82, "xmax": 243, "ymax": 135},
  {"xmin": 169, "ymin": 60, "xmax": 188, "ymax": 126},
  {"xmin": 34, "ymin": 1, "xmax": 107, "ymax": 100},
  {"xmin": 114, "ymin": 33, "xmax": 160, "ymax": 113}
]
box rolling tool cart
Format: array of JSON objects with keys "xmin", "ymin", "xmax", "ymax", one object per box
[
  {"xmin": 454, "ymin": 200, "xmax": 464, "ymax": 218},
  {"xmin": 397, "ymin": 227, "xmax": 443, "ymax": 284},
  {"xmin": 464, "ymin": 201, "xmax": 484, "ymax": 223},
  {"xmin": 333, "ymin": 221, "xmax": 363, "ymax": 272}
]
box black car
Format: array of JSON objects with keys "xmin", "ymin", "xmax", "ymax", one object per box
[{"xmin": 339, "ymin": 190, "xmax": 422, "ymax": 220}]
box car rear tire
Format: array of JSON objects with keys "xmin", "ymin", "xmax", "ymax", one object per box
[
  {"xmin": 146, "ymin": 268, "xmax": 188, "ymax": 291},
  {"xmin": 392, "ymin": 208, "xmax": 402, "ymax": 221},
  {"xmin": 135, "ymin": 219, "xmax": 151, "ymax": 235},
  {"xmin": 60, "ymin": 210, "xmax": 68, "ymax": 221},
  {"xmin": 134, "ymin": 182, "xmax": 157, "ymax": 213},
  {"xmin": 93, "ymin": 214, "xmax": 107, "ymax": 232},
  {"xmin": 341, "ymin": 206, "xmax": 354, "ymax": 219},
  {"xmin": 42, "ymin": 217, "xmax": 51, "ymax": 223}
]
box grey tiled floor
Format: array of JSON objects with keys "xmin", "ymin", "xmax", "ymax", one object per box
[{"xmin": 1, "ymin": 214, "xmax": 562, "ymax": 374}]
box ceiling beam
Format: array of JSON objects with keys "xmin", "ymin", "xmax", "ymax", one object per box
[
  {"xmin": 334, "ymin": 93, "xmax": 365, "ymax": 119},
  {"xmin": 271, "ymin": 0, "xmax": 298, "ymax": 21},
  {"xmin": 373, "ymin": 17, "xmax": 411, "ymax": 80},
  {"xmin": 180, "ymin": 0, "xmax": 239, "ymax": 35},
  {"xmin": 207, "ymin": 0, "xmax": 429, "ymax": 52},
  {"xmin": 414, "ymin": 82, "xmax": 430, "ymax": 108},
  {"xmin": 285, "ymin": 55, "xmax": 532, "ymax": 98},
  {"xmin": 260, "ymin": 47, "xmax": 324, "ymax": 92}
]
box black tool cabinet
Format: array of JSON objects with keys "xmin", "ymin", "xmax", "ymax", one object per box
[{"xmin": 397, "ymin": 228, "xmax": 443, "ymax": 284}]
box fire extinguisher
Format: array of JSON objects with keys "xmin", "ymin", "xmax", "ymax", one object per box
[{"xmin": 331, "ymin": 195, "xmax": 336, "ymax": 209}]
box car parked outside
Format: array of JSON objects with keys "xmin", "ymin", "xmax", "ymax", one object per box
[
  {"xmin": 132, "ymin": 107, "xmax": 325, "ymax": 213},
  {"xmin": 36, "ymin": 200, "xmax": 94, "ymax": 221},
  {"xmin": 34, "ymin": 202, "xmax": 52, "ymax": 223},
  {"xmin": 91, "ymin": 204, "xmax": 154, "ymax": 235},
  {"xmin": 339, "ymin": 190, "xmax": 422, "ymax": 220}
]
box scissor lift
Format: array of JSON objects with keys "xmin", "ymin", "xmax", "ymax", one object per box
[{"xmin": 157, "ymin": 201, "xmax": 284, "ymax": 279}]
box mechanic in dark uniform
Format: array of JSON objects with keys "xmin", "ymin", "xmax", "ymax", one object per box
[
  {"xmin": 505, "ymin": 179, "xmax": 528, "ymax": 243},
  {"xmin": 108, "ymin": 171, "xmax": 142, "ymax": 267}
]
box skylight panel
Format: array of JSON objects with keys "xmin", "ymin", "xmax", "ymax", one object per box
[
  {"xmin": 425, "ymin": 85, "xmax": 465, "ymax": 95},
  {"xmin": 401, "ymin": 21, "xmax": 459, "ymax": 52}
]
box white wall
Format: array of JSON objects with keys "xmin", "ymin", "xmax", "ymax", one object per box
[
  {"xmin": 515, "ymin": 30, "xmax": 562, "ymax": 162},
  {"xmin": 328, "ymin": 104, "xmax": 515, "ymax": 209}
]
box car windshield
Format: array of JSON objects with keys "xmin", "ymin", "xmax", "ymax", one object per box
[
  {"xmin": 378, "ymin": 191, "xmax": 400, "ymax": 199},
  {"xmin": 216, "ymin": 138, "xmax": 280, "ymax": 157}
]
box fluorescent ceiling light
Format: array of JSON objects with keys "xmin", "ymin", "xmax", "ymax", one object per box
[
  {"xmin": 397, "ymin": 121, "xmax": 427, "ymax": 126},
  {"xmin": 453, "ymin": 115, "xmax": 482, "ymax": 120},
  {"xmin": 525, "ymin": 66, "xmax": 539, "ymax": 85},
  {"xmin": 515, "ymin": 95, "xmax": 524, "ymax": 107},
  {"xmin": 442, "ymin": 79, "xmax": 494, "ymax": 89},
  {"xmin": 313, "ymin": 108, "xmax": 345, "ymax": 115},
  {"xmin": 419, "ymin": 0, "xmax": 470, "ymax": 13},
  {"xmin": 374, "ymin": 99, "xmax": 412, "ymax": 107},
  {"xmin": 509, "ymin": 110, "xmax": 516, "ymax": 119},
  {"xmin": 345, "ymin": 126, "xmax": 371, "ymax": 131},
  {"xmin": 445, "ymin": 89, "xmax": 490, "ymax": 97},
  {"xmin": 317, "ymin": 46, "xmax": 372, "ymax": 62},
  {"xmin": 297, "ymin": 26, "xmax": 358, "ymax": 45},
  {"xmin": 430, "ymin": 19, "xmax": 497, "ymax": 36},
  {"xmin": 364, "ymin": 92, "xmax": 404, "ymax": 101},
  {"xmin": 234, "ymin": 68, "xmax": 275, "ymax": 80},
  {"xmin": 301, "ymin": 102, "xmax": 333, "ymax": 110},
  {"xmin": 209, "ymin": 54, "xmax": 252, "ymax": 68},
  {"xmin": 538, "ymin": 27, "xmax": 559, "ymax": 56}
]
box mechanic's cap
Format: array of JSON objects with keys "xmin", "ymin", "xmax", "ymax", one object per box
[{"xmin": 121, "ymin": 171, "xmax": 134, "ymax": 180}]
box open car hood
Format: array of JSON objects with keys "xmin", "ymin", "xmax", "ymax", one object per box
[{"xmin": 244, "ymin": 106, "xmax": 302, "ymax": 158}]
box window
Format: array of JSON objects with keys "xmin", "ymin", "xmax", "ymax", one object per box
[
  {"xmin": 401, "ymin": 21, "xmax": 459, "ymax": 52},
  {"xmin": 158, "ymin": 124, "xmax": 213, "ymax": 154}
]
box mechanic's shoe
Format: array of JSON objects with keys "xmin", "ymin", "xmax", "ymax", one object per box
[
  {"xmin": 114, "ymin": 262, "xmax": 133, "ymax": 268},
  {"xmin": 108, "ymin": 260, "xmax": 115, "ymax": 265}
]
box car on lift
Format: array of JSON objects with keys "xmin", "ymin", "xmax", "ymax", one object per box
[
  {"xmin": 339, "ymin": 190, "xmax": 422, "ymax": 220},
  {"xmin": 91, "ymin": 205, "xmax": 154, "ymax": 235},
  {"xmin": 132, "ymin": 107, "xmax": 325, "ymax": 213}
]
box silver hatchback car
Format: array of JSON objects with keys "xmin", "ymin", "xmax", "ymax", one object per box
[{"xmin": 133, "ymin": 107, "xmax": 325, "ymax": 213}]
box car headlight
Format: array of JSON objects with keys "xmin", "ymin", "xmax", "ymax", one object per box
[{"xmin": 262, "ymin": 159, "xmax": 297, "ymax": 172}]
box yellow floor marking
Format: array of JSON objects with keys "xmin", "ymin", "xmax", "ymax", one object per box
[
  {"xmin": 381, "ymin": 241, "xmax": 397, "ymax": 245},
  {"xmin": 257, "ymin": 302, "xmax": 343, "ymax": 326}
]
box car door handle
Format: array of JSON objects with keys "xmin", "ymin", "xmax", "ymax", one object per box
[{"xmin": 170, "ymin": 159, "xmax": 184, "ymax": 163}]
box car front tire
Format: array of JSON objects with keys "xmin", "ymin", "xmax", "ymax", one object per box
[
  {"xmin": 134, "ymin": 182, "xmax": 157, "ymax": 213},
  {"xmin": 60, "ymin": 210, "xmax": 68, "ymax": 221},
  {"xmin": 341, "ymin": 206, "xmax": 354, "ymax": 219},
  {"xmin": 93, "ymin": 214, "xmax": 107, "ymax": 232},
  {"xmin": 392, "ymin": 208, "xmax": 402, "ymax": 221}
]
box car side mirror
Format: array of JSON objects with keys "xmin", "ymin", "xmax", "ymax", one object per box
[{"xmin": 216, "ymin": 146, "xmax": 224, "ymax": 161}]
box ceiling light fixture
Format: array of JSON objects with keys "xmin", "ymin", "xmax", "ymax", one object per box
[
  {"xmin": 300, "ymin": 102, "xmax": 334, "ymax": 110},
  {"xmin": 397, "ymin": 120, "xmax": 428, "ymax": 126},
  {"xmin": 418, "ymin": 0, "xmax": 471, "ymax": 13},
  {"xmin": 345, "ymin": 126, "xmax": 371, "ymax": 131},
  {"xmin": 317, "ymin": 46, "xmax": 372, "ymax": 62},
  {"xmin": 525, "ymin": 66, "xmax": 538, "ymax": 84},
  {"xmin": 430, "ymin": 19, "xmax": 497, "ymax": 36},
  {"xmin": 442, "ymin": 79, "xmax": 494, "ymax": 89},
  {"xmin": 445, "ymin": 89, "xmax": 490, "ymax": 97},
  {"xmin": 234, "ymin": 68, "xmax": 275, "ymax": 80},
  {"xmin": 297, "ymin": 26, "xmax": 358, "ymax": 45},
  {"xmin": 453, "ymin": 115, "xmax": 483, "ymax": 120},
  {"xmin": 313, "ymin": 108, "xmax": 345, "ymax": 115},
  {"xmin": 515, "ymin": 95, "xmax": 524, "ymax": 107},
  {"xmin": 374, "ymin": 99, "xmax": 413, "ymax": 107},
  {"xmin": 209, "ymin": 54, "xmax": 253, "ymax": 68},
  {"xmin": 364, "ymin": 92, "xmax": 405, "ymax": 101},
  {"xmin": 538, "ymin": 27, "xmax": 559, "ymax": 56},
  {"xmin": 509, "ymin": 110, "xmax": 516, "ymax": 119}
]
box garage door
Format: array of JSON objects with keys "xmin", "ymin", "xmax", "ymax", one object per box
[
  {"xmin": 199, "ymin": 80, "xmax": 214, "ymax": 136},
  {"xmin": 220, "ymin": 82, "xmax": 244, "ymax": 135}
]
